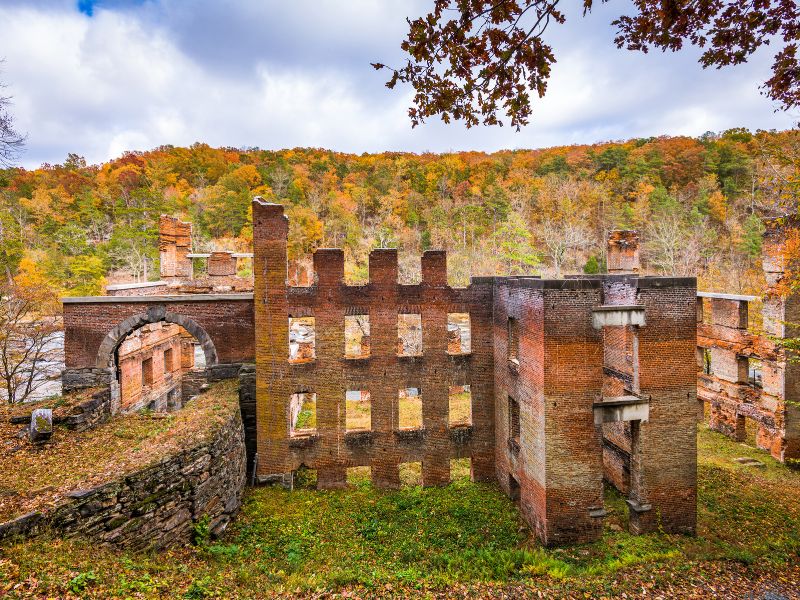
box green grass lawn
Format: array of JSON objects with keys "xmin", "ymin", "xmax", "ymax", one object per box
[{"xmin": 2, "ymin": 425, "xmax": 799, "ymax": 598}]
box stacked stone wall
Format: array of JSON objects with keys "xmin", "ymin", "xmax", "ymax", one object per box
[{"xmin": 0, "ymin": 402, "xmax": 246, "ymax": 550}]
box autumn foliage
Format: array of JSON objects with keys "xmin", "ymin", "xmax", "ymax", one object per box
[{"xmin": 0, "ymin": 129, "xmax": 797, "ymax": 297}]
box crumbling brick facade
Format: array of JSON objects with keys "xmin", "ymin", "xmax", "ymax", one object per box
[
  {"xmin": 61, "ymin": 203, "xmax": 698, "ymax": 546},
  {"xmin": 117, "ymin": 322, "xmax": 195, "ymax": 412},
  {"xmin": 252, "ymin": 201, "xmax": 496, "ymax": 489},
  {"xmin": 252, "ymin": 201, "xmax": 697, "ymax": 543},
  {"xmin": 697, "ymin": 217, "xmax": 800, "ymax": 463},
  {"xmin": 159, "ymin": 215, "xmax": 193, "ymax": 280}
]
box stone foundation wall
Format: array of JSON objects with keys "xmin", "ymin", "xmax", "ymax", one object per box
[{"xmin": 0, "ymin": 402, "xmax": 246, "ymax": 550}]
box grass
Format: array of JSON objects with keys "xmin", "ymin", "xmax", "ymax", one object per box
[
  {"xmin": 1, "ymin": 424, "xmax": 799, "ymax": 598},
  {"xmin": 0, "ymin": 380, "xmax": 239, "ymax": 522}
]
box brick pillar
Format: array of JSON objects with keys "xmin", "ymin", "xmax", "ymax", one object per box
[
  {"xmin": 369, "ymin": 249, "xmax": 401, "ymax": 488},
  {"xmin": 253, "ymin": 198, "xmax": 292, "ymax": 480},
  {"xmin": 607, "ymin": 230, "xmax": 640, "ymax": 274},
  {"xmin": 159, "ymin": 215, "xmax": 193, "ymax": 280},
  {"xmin": 468, "ymin": 276, "xmax": 495, "ymax": 482},
  {"xmin": 421, "ymin": 251, "xmax": 450, "ymax": 486},
  {"xmin": 540, "ymin": 285, "xmax": 605, "ymax": 545},
  {"xmin": 628, "ymin": 280, "xmax": 697, "ymax": 535},
  {"xmin": 313, "ymin": 249, "xmax": 347, "ymax": 489}
]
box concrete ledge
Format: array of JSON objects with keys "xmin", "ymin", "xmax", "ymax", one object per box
[
  {"xmin": 697, "ymin": 291, "xmax": 758, "ymax": 302},
  {"xmin": 106, "ymin": 281, "xmax": 168, "ymax": 291},
  {"xmin": 63, "ymin": 293, "xmax": 254, "ymax": 304},
  {"xmin": 592, "ymin": 305, "xmax": 646, "ymax": 329},
  {"xmin": 593, "ymin": 396, "xmax": 650, "ymax": 424}
]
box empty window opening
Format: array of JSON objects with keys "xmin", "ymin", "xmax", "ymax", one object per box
[
  {"xmin": 399, "ymin": 462, "xmax": 422, "ymax": 487},
  {"xmin": 142, "ymin": 357, "xmax": 153, "ymax": 387},
  {"xmin": 449, "ymin": 384, "xmax": 472, "ymax": 426},
  {"xmin": 450, "ymin": 457, "xmax": 472, "ymax": 482},
  {"xmin": 702, "ymin": 348, "xmax": 712, "ymax": 375},
  {"xmin": 346, "ymin": 466, "xmax": 371, "ymax": 487},
  {"xmin": 293, "ymin": 465, "xmax": 317, "ymax": 490},
  {"xmin": 509, "ymin": 474, "xmax": 521, "ymax": 501},
  {"xmin": 345, "ymin": 315, "xmax": 370, "ymax": 358},
  {"xmin": 508, "ymin": 396, "xmax": 520, "ymax": 452},
  {"xmin": 290, "ymin": 392, "xmax": 317, "ymax": 436},
  {"xmin": 447, "ymin": 313, "xmax": 471, "ymax": 354},
  {"xmin": 163, "ymin": 347, "xmax": 174, "ymax": 373},
  {"xmin": 289, "ymin": 316, "xmax": 315, "ymax": 363},
  {"xmin": 507, "ymin": 317, "xmax": 520, "ymax": 363},
  {"xmin": 748, "ymin": 358, "xmax": 763, "ymax": 388},
  {"xmin": 346, "ymin": 390, "xmax": 371, "ymax": 431},
  {"xmin": 397, "ymin": 313, "xmax": 423, "ymax": 356},
  {"xmin": 399, "ymin": 387, "xmax": 423, "ymax": 429}
]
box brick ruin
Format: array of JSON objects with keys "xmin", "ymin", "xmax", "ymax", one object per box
[
  {"xmin": 697, "ymin": 217, "xmax": 800, "ymax": 463},
  {"xmin": 59, "ymin": 198, "xmax": 702, "ymax": 546},
  {"xmin": 252, "ymin": 199, "xmax": 698, "ymax": 544},
  {"xmin": 117, "ymin": 322, "xmax": 198, "ymax": 412}
]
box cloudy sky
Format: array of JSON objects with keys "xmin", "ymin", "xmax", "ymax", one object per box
[{"xmin": 0, "ymin": 0, "xmax": 796, "ymax": 169}]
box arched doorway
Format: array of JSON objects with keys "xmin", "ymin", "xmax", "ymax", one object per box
[{"xmin": 95, "ymin": 306, "xmax": 218, "ymax": 412}]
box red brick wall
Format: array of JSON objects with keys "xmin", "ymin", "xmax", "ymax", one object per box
[
  {"xmin": 253, "ymin": 200, "xmax": 496, "ymax": 488},
  {"xmin": 63, "ymin": 297, "xmax": 254, "ymax": 368}
]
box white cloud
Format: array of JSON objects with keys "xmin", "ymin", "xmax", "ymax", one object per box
[{"xmin": 0, "ymin": 0, "xmax": 794, "ymax": 169}]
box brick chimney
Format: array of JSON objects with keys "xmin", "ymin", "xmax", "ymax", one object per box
[
  {"xmin": 607, "ymin": 230, "xmax": 640, "ymax": 274},
  {"xmin": 159, "ymin": 216, "xmax": 193, "ymax": 280}
]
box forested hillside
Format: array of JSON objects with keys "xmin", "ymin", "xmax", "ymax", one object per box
[{"xmin": 0, "ymin": 128, "xmax": 797, "ymax": 296}]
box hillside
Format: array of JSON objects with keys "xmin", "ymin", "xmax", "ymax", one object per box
[{"xmin": 1, "ymin": 128, "xmax": 797, "ymax": 295}]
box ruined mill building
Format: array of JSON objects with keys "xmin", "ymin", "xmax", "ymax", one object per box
[{"xmin": 75, "ymin": 196, "xmax": 800, "ymax": 546}]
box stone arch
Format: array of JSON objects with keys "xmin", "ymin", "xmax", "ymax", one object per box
[{"xmin": 95, "ymin": 305, "xmax": 218, "ymax": 369}]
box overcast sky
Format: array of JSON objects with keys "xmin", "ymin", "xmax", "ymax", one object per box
[{"xmin": 1, "ymin": 0, "xmax": 796, "ymax": 169}]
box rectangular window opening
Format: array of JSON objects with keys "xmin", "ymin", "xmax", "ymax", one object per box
[
  {"xmin": 163, "ymin": 347, "xmax": 174, "ymax": 373},
  {"xmin": 346, "ymin": 390, "xmax": 371, "ymax": 431},
  {"xmin": 508, "ymin": 395, "xmax": 520, "ymax": 453},
  {"xmin": 448, "ymin": 384, "xmax": 472, "ymax": 426},
  {"xmin": 290, "ymin": 392, "xmax": 317, "ymax": 436},
  {"xmin": 345, "ymin": 315, "xmax": 370, "ymax": 359},
  {"xmin": 447, "ymin": 313, "xmax": 471, "ymax": 354},
  {"xmin": 450, "ymin": 457, "xmax": 472, "ymax": 482},
  {"xmin": 399, "ymin": 461, "xmax": 422, "ymax": 487},
  {"xmin": 398, "ymin": 387, "xmax": 423, "ymax": 430},
  {"xmin": 346, "ymin": 466, "xmax": 371, "ymax": 487},
  {"xmin": 397, "ymin": 313, "xmax": 423, "ymax": 357},
  {"xmin": 703, "ymin": 348, "xmax": 712, "ymax": 375},
  {"xmin": 507, "ymin": 317, "xmax": 519, "ymax": 363},
  {"xmin": 142, "ymin": 357, "xmax": 153, "ymax": 387},
  {"xmin": 289, "ymin": 316, "xmax": 315, "ymax": 363},
  {"xmin": 748, "ymin": 358, "xmax": 763, "ymax": 388}
]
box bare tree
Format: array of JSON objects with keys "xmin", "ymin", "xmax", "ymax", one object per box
[
  {"xmin": 0, "ymin": 62, "xmax": 25, "ymax": 168},
  {"xmin": 540, "ymin": 219, "xmax": 592, "ymax": 277},
  {"xmin": 643, "ymin": 215, "xmax": 710, "ymax": 277},
  {"xmin": 0, "ymin": 282, "xmax": 61, "ymax": 404}
]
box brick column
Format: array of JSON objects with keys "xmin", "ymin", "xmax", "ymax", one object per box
[
  {"xmin": 368, "ymin": 249, "xmax": 401, "ymax": 488},
  {"xmin": 628, "ymin": 280, "xmax": 697, "ymax": 535},
  {"xmin": 421, "ymin": 251, "xmax": 450, "ymax": 486},
  {"xmin": 607, "ymin": 230, "xmax": 640, "ymax": 274},
  {"xmin": 313, "ymin": 249, "xmax": 347, "ymax": 488},
  {"xmin": 159, "ymin": 215, "xmax": 193, "ymax": 280},
  {"xmin": 253, "ymin": 199, "xmax": 292, "ymax": 480}
]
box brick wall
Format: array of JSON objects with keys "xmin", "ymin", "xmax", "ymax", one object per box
[
  {"xmin": 62, "ymin": 296, "xmax": 255, "ymax": 370},
  {"xmin": 252, "ymin": 200, "xmax": 697, "ymax": 546},
  {"xmin": 253, "ymin": 199, "xmax": 495, "ymax": 488}
]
